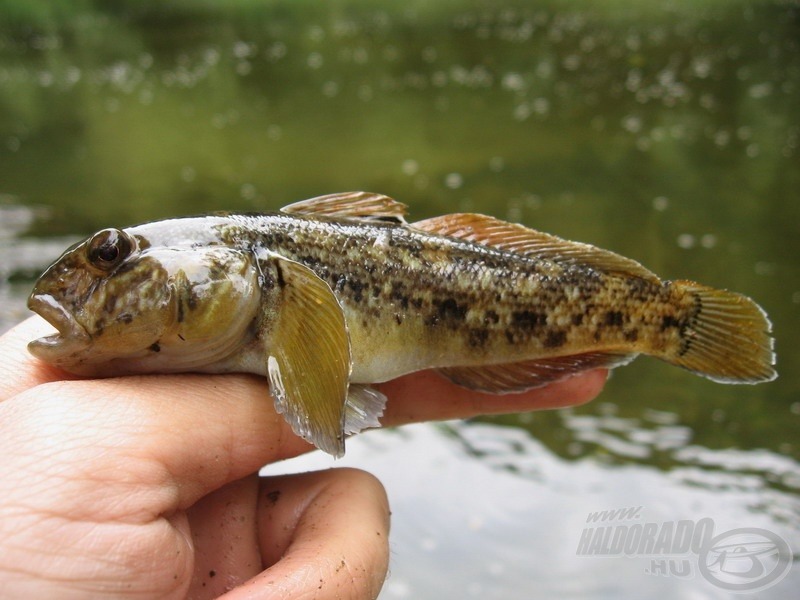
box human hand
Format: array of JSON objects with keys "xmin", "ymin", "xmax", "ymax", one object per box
[{"xmin": 0, "ymin": 317, "xmax": 606, "ymax": 599}]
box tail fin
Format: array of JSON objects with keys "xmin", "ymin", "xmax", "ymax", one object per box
[{"xmin": 668, "ymin": 281, "xmax": 776, "ymax": 384}]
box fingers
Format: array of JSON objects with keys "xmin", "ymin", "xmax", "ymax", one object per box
[
  {"xmin": 3, "ymin": 372, "xmax": 314, "ymax": 518},
  {"xmin": 2, "ymin": 317, "xmax": 606, "ymax": 518},
  {"xmin": 218, "ymin": 468, "xmax": 390, "ymax": 600},
  {"xmin": 2, "ymin": 318, "xmax": 307, "ymax": 514},
  {"xmin": 377, "ymin": 368, "xmax": 608, "ymax": 426},
  {"xmin": 185, "ymin": 475, "xmax": 263, "ymax": 599},
  {"xmin": 0, "ymin": 317, "xmax": 78, "ymax": 402}
]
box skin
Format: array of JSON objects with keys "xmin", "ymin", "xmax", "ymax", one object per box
[{"xmin": 0, "ymin": 317, "xmax": 607, "ymax": 599}]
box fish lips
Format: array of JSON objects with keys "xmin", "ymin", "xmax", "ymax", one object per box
[{"xmin": 27, "ymin": 293, "xmax": 91, "ymax": 360}]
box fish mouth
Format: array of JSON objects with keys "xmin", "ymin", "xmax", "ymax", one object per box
[{"xmin": 27, "ymin": 293, "xmax": 91, "ymax": 358}]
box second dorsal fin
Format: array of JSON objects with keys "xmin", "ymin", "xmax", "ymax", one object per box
[
  {"xmin": 413, "ymin": 213, "xmax": 660, "ymax": 283},
  {"xmin": 281, "ymin": 191, "xmax": 408, "ymax": 223}
]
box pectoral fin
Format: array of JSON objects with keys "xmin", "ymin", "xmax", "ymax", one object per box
[{"xmin": 261, "ymin": 254, "xmax": 352, "ymax": 457}]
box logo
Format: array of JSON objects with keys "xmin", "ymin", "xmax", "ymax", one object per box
[
  {"xmin": 576, "ymin": 507, "xmax": 793, "ymax": 593},
  {"xmin": 699, "ymin": 527, "xmax": 792, "ymax": 593}
]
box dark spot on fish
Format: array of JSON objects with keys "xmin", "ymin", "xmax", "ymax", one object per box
[
  {"xmin": 266, "ymin": 490, "xmax": 281, "ymax": 505},
  {"xmin": 677, "ymin": 296, "xmax": 704, "ymax": 356},
  {"xmin": 468, "ymin": 328, "xmax": 489, "ymax": 348},
  {"xmin": 410, "ymin": 297, "xmax": 423, "ymax": 309},
  {"xmin": 208, "ymin": 262, "xmax": 226, "ymax": 280},
  {"xmin": 258, "ymin": 267, "xmax": 276, "ymax": 290},
  {"xmin": 389, "ymin": 281, "xmax": 411, "ymax": 310},
  {"xmin": 436, "ymin": 298, "xmax": 467, "ymax": 323},
  {"xmin": 275, "ymin": 262, "xmax": 286, "ymax": 288},
  {"xmin": 394, "ymin": 313, "xmax": 403, "ymax": 325},
  {"xmin": 572, "ymin": 314, "xmax": 584, "ymax": 326},
  {"xmin": 544, "ymin": 330, "xmax": 567, "ymax": 348},
  {"xmin": 209, "ymin": 570, "xmax": 216, "ymax": 578},
  {"xmin": 484, "ymin": 310, "xmax": 500, "ymax": 325},
  {"xmin": 372, "ymin": 285, "xmax": 381, "ymax": 298},
  {"xmin": 512, "ymin": 311, "xmax": 547, "ymax": 331},
  {"xmin": 186, "ymin": 292, "xmax": 199, "ymax": 311},
  {"xmin": 679, "ymin": 336, "xmax": 692, "ymax": 356},
  {"xmin": 177, "ymin": 299, "xmax": 185, "ymax": 323},
  {"xmin": 690, "ymin": 292, "xmax": 703, "ymax": 329},
  {"xmin": 297, "ymin": 254, "xmax": 322, "ymax": 270},
  {"xmin": 333, "ymin": 275, "xmax": 346, "ymax": 293},
  {"xmin": 625, "ymin": 277, "xmax": 652, "ymax": 302},
  {"xmin": 661, "ymin": 315, "xmax": 681, "ymax": 331},
  {"xmin": 624, "ymin": 329, "xmax": 639, "ymax": 343},
  {"xmin": 118, "ymin": 313, "xmax": 133, "ymax": 324},
  {"xmin": 348, "ymin": 279, "xmax": 366, "ymax": 303},
  {"xmin": 149, "ymin": 342, "xmax": 161, "ymax": 352},
  {"xmin": 178, "ymin": 333, "xmax": 186, "ymax": 341},
  {"xmin": 604, "ymin": 311, "xmax": 624, "ymax": 327},
  {"xmin": 390, "ymin": 288, "xmax": 410, "ymax": 310}
]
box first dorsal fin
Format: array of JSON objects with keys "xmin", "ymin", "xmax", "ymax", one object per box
[
  {"xmin": 413, "ymin": 213, "xmax": 660, "ymax": 283},
  {"xmin": 281, "ymin": 191, "xmax": 408, "ymax": 223}
]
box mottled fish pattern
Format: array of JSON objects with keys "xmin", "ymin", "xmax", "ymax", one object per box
[{"xmin": 27, "ymin": 192, "xmax": 776, "ymax": 456}]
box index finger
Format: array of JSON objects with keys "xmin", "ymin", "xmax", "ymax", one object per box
[
  {"xmin": 0, "ymin": 317, "xmax": 79, "ymax": 402},
  {"xmin": 1, "ymin": 317, "xmax": 606, "ymax": 512}
]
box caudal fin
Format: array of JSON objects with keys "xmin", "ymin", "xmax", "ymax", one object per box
[{"xmin": 668, "ymin": 281, "xmax": 776, "ymax": 384}]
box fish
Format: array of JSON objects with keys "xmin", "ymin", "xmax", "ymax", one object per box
[{"xmin": 27, "ymin": 191, "xmax": 777, "ymax": 456}]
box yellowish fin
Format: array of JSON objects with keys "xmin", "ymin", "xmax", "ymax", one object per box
[
  {"xmin": 439, "ymin": 352, "xmax": 635, "ymax": 393},
  {"xmin": 260, "ymin": 252, "xmax": 387, "ymax": 457},
  {"xmin": 262, "ymin": 254, "xmax": 351, "ymax": 457},
  {"xmin": 665, "ymin": 281, "xmax": 776, "ymax": 384},
  {"xmin": 413, "ymin": 213, "xmax": 660, "ymax": 283}
]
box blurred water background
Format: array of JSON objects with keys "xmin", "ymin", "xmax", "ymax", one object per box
[{"xmin": 1, "ymin": 1, "xmax": 798, "ymax": 597}]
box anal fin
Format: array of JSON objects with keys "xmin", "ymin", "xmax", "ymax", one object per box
[{"xmin": 438, "ymin": 352, "xmax": 636, "ymax": 393}]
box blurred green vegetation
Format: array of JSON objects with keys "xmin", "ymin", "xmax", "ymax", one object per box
[{"xmin": 1, "ymin": 0, "xmax": 798, "ymax": 476}]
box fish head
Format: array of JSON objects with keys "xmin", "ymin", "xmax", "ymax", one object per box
[
  {"xmin": 28, "ymin": 224, "xmax": 262, "ymax": 375},
  {"xmin": 28, "ymin": 223, "xmax": 262, "ymax": 376},
  {"xmin": 27, "ymin": 228, "xmax": 176, "ymax": 373}
]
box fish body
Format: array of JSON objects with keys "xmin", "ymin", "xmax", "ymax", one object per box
[{"xmin": 27, "ymin": 192, "xmax": 777, "ymax": 456}]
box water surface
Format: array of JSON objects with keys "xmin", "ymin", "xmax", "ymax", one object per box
[{"xmin": 1, "ymin": 1, "xmax": 798, "ymax": 597}]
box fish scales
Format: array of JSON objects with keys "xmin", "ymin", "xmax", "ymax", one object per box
[
  {"xmin": 26, "ymin": 192, "xmax": 776, "ymax": 456},
  {"xmin": 218, "ymin": 212, "xmax": 683, "ymax": 383}
]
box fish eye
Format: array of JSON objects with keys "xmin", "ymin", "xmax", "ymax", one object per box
[{"xmin": 87, "ymin": 228, "xmax": 133, "ymax": 271}]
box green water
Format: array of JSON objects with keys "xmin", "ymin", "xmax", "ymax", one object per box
[{"xmin": 1, "ymin": 1, "xmax": 798, "ymax": 597}]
